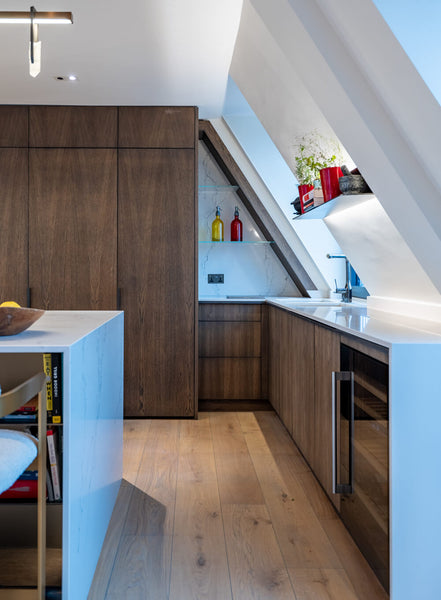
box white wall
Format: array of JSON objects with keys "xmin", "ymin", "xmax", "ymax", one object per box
[
  {"xmin": 230, "ymin": 0, "xmax": 441, "ymax": 317},
  {"xmin": 198, "ymin": 141, "xmax": 300, "ymax": 298}
]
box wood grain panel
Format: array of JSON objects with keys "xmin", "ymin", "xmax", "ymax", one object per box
[
  {"xmin": 289, "ymin": 568, "xmax": 358, "ymax": 600},
  {"xmin": 268, "ymin": 306, "xmax": 281, "ymax": 415},
  {"xmin": 313, "ymin": 325, "xmax": 341, "ymax": 510},
  {"xmin": 222, "ymin": 504, "xmax": 296, "ymax": 599},
  {"xmin": 29, "ymin": 106, "xmax": 117, "ymax": 147},
  {"xmin": 29, "ymin": 149, "xmax": 117, "ymax": 310},
  {"xmin": 290, "ymin": 313, "xmax": 315, "ymax": 463},
  {"xmin": 248, "ymin": 453, "xmax": 342, "ymax": 570},
  {"xmin": 118, "ymin": 149, "xmax": 195, "ymax": 417},
  {"xmin": 261, "ymin": 303, "xmax": 269, "ymax": 399},
  {"xmin": 0, "ymin": 106, "xmax": 28, "ymax": 147},
  {"xmin": 199, "ymin": 358, "xmax": 261, "ymax": 400},
  {"xmin": 118, "ymin": 107, "xmax": 196, "ymax": 148},
  {"xmin": 199, "ymin": 302, "xmax": 261, "ymax": 322},
  {"xmin": 199, "ymin": 321, "xmax": 261, "ymax": 357},
  {"xmin": 0, "ymin": 149, "xmax": 28, "ymax": 306}
]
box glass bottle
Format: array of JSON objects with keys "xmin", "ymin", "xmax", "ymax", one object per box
[
  {"xmin": 211, "ymin": 206, "xmax": 224, "ymax": 241},
  {"xmin": 230, "ymin": 206, "xmax": 243, "ymax": 241}
]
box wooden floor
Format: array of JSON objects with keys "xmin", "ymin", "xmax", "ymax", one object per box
[{"xmin": 88, "ymin": 411, "xmax": 388, "ymax": 600}]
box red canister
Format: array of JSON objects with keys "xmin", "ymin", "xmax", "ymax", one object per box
[{"xmin": 320, "ymin": 167, "xmax": 343, "ymax": 203}]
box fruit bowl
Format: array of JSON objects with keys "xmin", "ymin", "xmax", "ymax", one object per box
[{"xmin": 0, "ymin": 307, "xmax": 45, "ymax": 336}]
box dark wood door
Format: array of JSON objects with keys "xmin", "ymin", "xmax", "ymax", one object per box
[
  {"xmin": 118, "ymin": 149, "xmax": 196, "ymax": 417},
  {"xmin": 290, "ymin": 313, "xmax": 315, "ymax": 463},
  {"xmin": 0, "ymin": 149, "xmax": 28, "ymax": 305},
  {"xmin": 313, "ymin": 324, "xmax": 340, "ymax": 509},
  {"xmin": 29, "ymin": 149, "xmax": 117, "ymax": 309}
]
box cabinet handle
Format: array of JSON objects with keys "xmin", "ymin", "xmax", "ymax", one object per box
[
  {"xmin": 117, "ymin": 288, "xmax": 122, "ymax": 310},
  {"xmin": 332, "ymin": 370, "xmax": 354, "ymax": 494},
  {"xmin": 27, "ymin": 287, "xmax": 32, "ymax": 308}
]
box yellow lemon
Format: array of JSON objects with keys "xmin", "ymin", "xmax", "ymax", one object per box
[{"xmin": 0, "ymin": 301, "xmax": 21, "ymax": 308}]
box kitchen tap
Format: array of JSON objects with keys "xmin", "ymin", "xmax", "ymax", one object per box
[{"xmin": 326, "ymin": 253, "xmax": 352, "ymax": 303}]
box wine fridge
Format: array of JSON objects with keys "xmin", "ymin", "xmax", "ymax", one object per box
[{"xmin": 333, "ymin": 344, "xmax": 389, "ymax": 592}]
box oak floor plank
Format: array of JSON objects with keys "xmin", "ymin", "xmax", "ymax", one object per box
[
  {"xmin": 209, "ymin": 412, "xmax": 250, "ymax": 455},
  {"xmin": 179, "ymin": 413, "xmax": 214, "ymax": 455},
  {"xmin": 247, "ymin": 453, "xmax": 342, "ymax": 569},
  {"xmin": 214, "ymin": 451, "xmax": 265, "ymax": 505},
  {"xmin": 169, "ymin": 535, "xmax": 232, "ymax": 600},
  {"xmin": 296, "ymin": 470, "xmax": 339, "ymax": 521},
  {"xmin": 222, "ymin": 504, "xmax": 296, "ymax": 600},
  {"xmin": 254, "ymin": 411, "xmax": 302, "ymax": 456},
  {"xmin": 289, "ymin": 568, "xmax": 359, "ymax": 600},
  {"xmin": 321, "ymin": 518, "xmax": 388, "ymax": 600},
  {"xmin": 106, "ymin": 535, "xmax": 173, "ymax": 600},
  {"xmin": 88, "ymin": 480, "xmax": 133, "ymax": 599}
]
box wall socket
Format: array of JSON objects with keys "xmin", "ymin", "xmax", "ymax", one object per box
[{"xmin": 208, "ymin": 274, "xmax": 224, "ymax": 284}]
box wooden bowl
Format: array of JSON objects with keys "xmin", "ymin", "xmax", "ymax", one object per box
[{"xmin": 0, "ymin": 307, "xmax": 45, "ymax": 336}]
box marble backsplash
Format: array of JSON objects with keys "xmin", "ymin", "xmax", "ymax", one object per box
[{"xmin": 199, "ymin": 141, "xmax": 299, "ymax": 298}]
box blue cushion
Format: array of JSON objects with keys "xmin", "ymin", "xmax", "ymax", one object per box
[{"xmin": 0, "ymin": 429, "xmax": 38, "ymax": 494}]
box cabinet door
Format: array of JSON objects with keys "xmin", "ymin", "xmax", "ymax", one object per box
[
  {"xmin": 29, "ymin": 149, "xmax": 117, "ymax": 309},
  {"xmin": 118, "ymin": 149, "xmax": 196, "ymax": 417},
  {"xmin": 0, "ymin": 107, "xmax": 28, "ymax": 147},
  {"xmin": 30, "ymin": 106, "xmax": 117, "ymax": 148},
  {"xmin": 313, "ymin": 324, "xmax": 340, "ymax": 509},
  {"xmin": 0, "ymin": 149, "xmax": 28, "ymax": 305},
  {"xmin": 290, "ymin": 313, "xmax": 315, "ymax": 462},
  {"xmin": 118, "ymin": 107, "xmax": 196, "ymax": 148},
  {"xmin": 268, "ymin": 306, "xmax": 282, "ymax": 417}
]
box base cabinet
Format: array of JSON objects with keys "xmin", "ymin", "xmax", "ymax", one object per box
[{"xmin": 313, "ymin": 324, "xmax": 341, "ymax": 509}]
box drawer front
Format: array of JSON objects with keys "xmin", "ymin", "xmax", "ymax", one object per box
[
  {"xmin": 199, "ymin": 322, "xmax": 261, "ymax": 357},
  {"xmin": 199, "ymin": 358, "xmax": 261, "ymax": 400},
  {"xmin": 199, "ymin": 303, "xmax": 261, "ymax": 322}
]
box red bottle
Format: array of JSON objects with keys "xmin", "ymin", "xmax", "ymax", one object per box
[{"xmin": 230, "ymin": 206, "xmax": 243, "ymax": 241}]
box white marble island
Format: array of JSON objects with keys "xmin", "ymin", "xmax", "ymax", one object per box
[{"xmin": 0, "ymin": 311, "xmax": 124, "ymax": 600}]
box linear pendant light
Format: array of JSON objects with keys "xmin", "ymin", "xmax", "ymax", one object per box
[
  {"xmin": 0, "ymin": 6, "xmax": 73, "ymax": 77},
  {"xmin": 0, "ymin": 11, "xmax": 73, "ymax": 24}
]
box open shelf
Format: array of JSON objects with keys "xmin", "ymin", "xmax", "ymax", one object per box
[
  {"xmin": 199, "ymin": 185, "xmax": 239, "ymax": 192},
  {"xmin": 293, "ymin": 194, "xmax": 375, "ymax": 220},
  {"xmin": 198, "ymin": 240, "xmax": 273, "ymax": 244}
]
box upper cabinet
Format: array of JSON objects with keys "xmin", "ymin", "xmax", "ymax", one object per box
[
  {"xmin": 118, "ymin": 106, "xmax": 196, "ymax": 148},
  {"xmin": 29, "ymin": 106, "xmax": 118, "ymax": 147},
  {"xmin": 0, "ymin": 107, "xmax": 28, "ymax": 147}
]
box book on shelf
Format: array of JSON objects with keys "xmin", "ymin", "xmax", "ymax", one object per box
[
  {"xmin": 47, "ymin": 429, "xmax": 61, "ymax": 501},
  {"xmin": 0, "ymin": 470, "xmax": 38, "ymax": 499},
  {"xmin": 43, "ymin": 353, "xmax": 63, "ymax": 424}
]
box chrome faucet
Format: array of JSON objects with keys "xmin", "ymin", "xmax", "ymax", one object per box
[{"xmin": 327, "ymin": 254, "xmax": 352, "ymax": 303}]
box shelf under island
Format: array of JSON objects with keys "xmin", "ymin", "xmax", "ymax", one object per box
[{"xmin": 0, "ymin": 310, "xmax": 124, "ymax": 600}]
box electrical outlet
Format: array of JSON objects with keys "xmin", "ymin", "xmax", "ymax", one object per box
[{"xmin": 208, "ymin": 274, "xmax": 224, "ymax": 284}]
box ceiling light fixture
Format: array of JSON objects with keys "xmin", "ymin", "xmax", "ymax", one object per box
[{"xmin": 0, "ymin": 6, "xmax": 73, "ymax": 78}]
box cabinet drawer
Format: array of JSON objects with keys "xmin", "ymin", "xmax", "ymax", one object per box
[
  {"xmin": 199, "ymin": 303, "xmax": 261, "ymax": 322},
  {"xmin": 199, "ymin": 322, "xmax": 261, "ymax": 357},
  {"xmin": 199, "ymin": 358, "xmax": 261, "ymax": 400}
]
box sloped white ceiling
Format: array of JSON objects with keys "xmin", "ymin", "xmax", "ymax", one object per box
[
  {"xmin": 230, "ymin": 0, "xmax": 441, "ymax": 312},
  {"xmin": 0, "ymin": 0, "xmax": 243, "ymax": 118}
]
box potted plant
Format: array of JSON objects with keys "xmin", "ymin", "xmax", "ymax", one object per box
[{"xmin": 293, "ymin": 131, "xmax": 344, "ymax": 211}]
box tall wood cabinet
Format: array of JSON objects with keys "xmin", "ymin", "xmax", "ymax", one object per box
[{"xmin": 0, "ymin": 105, "xmax": 197, "ymax": 418}]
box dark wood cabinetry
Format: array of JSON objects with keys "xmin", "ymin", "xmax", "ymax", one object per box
[
  {"xmin": 0, "ymin": 148, "xmax": 28, "ymax": 305},
  {"xmin": 118, "ymin": 106, "xmax": 196, "ymax": 148},
  {"xmin": 29, "ymin": 106, "xmax": 118, "ymax": 148},
  {"xmin": 198, "ymin": 303, "xmax": 266, "ymax": 402},
  {"xmin": 313, "ymin": 324, "xmax": 341, "ymax": 509},
  {"xmin": 29, "ymin": 149, "xmax": 118, "ymax": 310},
  {"xmin": 119, "ymin": 149, "xmax": 196, "ymax": 417},
  {"xmin": 0, "ymin": 105, "xmax": 197, "ymax": 418}
]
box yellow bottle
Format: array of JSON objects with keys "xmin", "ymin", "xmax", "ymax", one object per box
[{"xmin": 211, "ymin": 206, "xmax": 224, "ymax": 241}]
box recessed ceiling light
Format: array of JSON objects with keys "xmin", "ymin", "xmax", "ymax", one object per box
[{"xmin": 55, "ymin": 75, "xmax": 78, "ymax": 81}]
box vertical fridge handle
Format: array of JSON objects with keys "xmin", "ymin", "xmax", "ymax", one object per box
[{"xmin": 332, "ymin": 370, "xmax": 354, "ymax": 494}]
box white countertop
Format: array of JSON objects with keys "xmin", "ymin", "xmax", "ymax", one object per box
[
  {"xmin": 199, "ymin": 296, "xmax": 441, "ymax": 346},
  {"xmin": 0, "ymin": 310, "xmax": 123, "ymax": 352}
]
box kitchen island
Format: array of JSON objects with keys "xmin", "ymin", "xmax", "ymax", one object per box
[{"xmin": 0, "ymin": 311, "xmax": 124, "ymax": 599}]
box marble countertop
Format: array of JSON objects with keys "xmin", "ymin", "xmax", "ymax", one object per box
[
  {"xmin": 0, "ymin": 310, "xmax": 123, "ymax": 352},
  {"xmin": 199, "ymin": 296, "xmax": 441, "ymax": 346}
]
